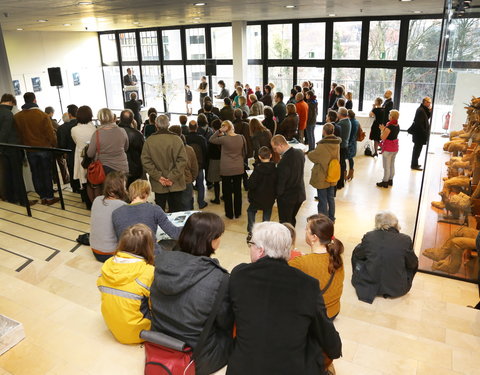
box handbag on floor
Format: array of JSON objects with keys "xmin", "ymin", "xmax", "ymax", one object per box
[
  {"xmin": 364, "ymin": 144, "xmax": 373, "ymax": 156},
  {"xmin": 141, "ymin": 274, "xmax": 229, "ymax": 375}
]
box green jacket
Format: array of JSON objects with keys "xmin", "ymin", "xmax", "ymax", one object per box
[
  {"xmin": 308, "ymin": 135, "xmax": 341, "ymax": 190},
  {"xmin": 141, "ymin": 129, "xmax": 187, "ymax": 193}
]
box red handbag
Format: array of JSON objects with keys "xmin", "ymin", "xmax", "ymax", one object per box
[
  {"xmin": 142, "ymin": 275, "xmax": 229, "ymax": 375},
  {"xmin": 87, "ymin": 131, "xmax": 105, "ymax": 185}
]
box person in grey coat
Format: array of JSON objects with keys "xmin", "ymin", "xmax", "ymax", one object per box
[
  {"xmin": 150, "ymin": 212, "xmax": 233, "ymax": 375},
  {"xmin": 351, "ymin": 211, "xmax": 418, "ymax": 304}
]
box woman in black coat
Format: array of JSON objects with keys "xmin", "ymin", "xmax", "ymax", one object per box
[
  {"xmin": 150, "ymin": 212, "xmax": 233, "ymax": 375},
  {"xmin": 118, "ymin": 110, "xmax": 145, "ymax": 187},
  {"xmin": 351, "ymin": 211, "xmax": 418, "ymax": 304}
]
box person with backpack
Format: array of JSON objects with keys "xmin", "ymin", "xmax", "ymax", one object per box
[{"xmin": 307, "ymin": 123, "xmax": 341, "ymax": 222}]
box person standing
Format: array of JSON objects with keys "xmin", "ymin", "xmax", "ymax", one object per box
[
  {"xmin": 305, "ymin": 90, "xmax": 318, "ymax": 152},
  {"xmin": 227, "ymin": 221, "xmax": 342, "ymax": 375},
  {"xmin": 14, "ymin": 92, "xmax": 59, "ymax": 205},
  {"xmin": 209, "ymin": 120, "xmax": 246, "ymax": 219},
  {"xmin": 185, "ymin": 121, "xmax": 209, "ymax": 209},
  {"xmin": 124, "ymin": 92, "xmax": 143, "ymax": 131},
  {"xmin": 259, "ymin": 84, "xmax": 273, "ymax": 107},
  {"xmin": 219, "ymin": 97, "xmax": 235, "ymax": 121},
  {"xmin": 328, "ymin": 82, "xmax": 338, "ymax": 109},
  {"xmin": 346, "ymin": 109, "xmax": 359, "ymax": 181},
  {"xmin": 295, "ymin": 92, "xmax": 309, "ymax": 144},
  {"xmin": 185, "ymin": 85, "xmax": 193, "ymax": 115},
  {"xmin": 118, "ymin": 109, "xmax": 145, "ymax": 187},
  {"xmin": 141, "ymin": 114, "xmax": 187, "ymax": 212},
  {"xmin": 215, "ymin": 80, "xmax": 230, "ymax": 99},
  {"xmin": 198, "ymin": 76, "xmax": 208, "ymax": 109},
  {"xmin": 336, "ymin": 107, "xmax": 351, "ymax": 190},
  {"xmin": 271, "ymin": 135, "xmax": 306, "ymax": 227},
  {"xmin": 377, "ymin": 110, "xmax": 401, "ymax": 188},
  {"xmin": 369, "ymin": 97, "xmax": 384, "ymax": 158},
  {"xmin": 307, "ymin": 123, "xmax": 341, "ymax": 222},
  {"xmin": 273, "ymin": 92, "xmax": 286, "ymax": 124},
  {"xmin": 409, "ymin": 97, "xmax": 432, "ymax": 171},
  {"xmin": 123, "ymin": 68, "xmax": 137, "ymax": 86},
  {"xmin": 382, "ymin": 90, "xmax": 394, "ymax": 119},
  {"xmin": 0, "ymin": 94, "xmax": 33, "ymax": 206},
  {"xmin": 277, "ymin": 104, "xmax": 299, "ymax": 141},
  {"xmin": 57, "ymin": 104, "xmax": 79, "ymax": 193}
]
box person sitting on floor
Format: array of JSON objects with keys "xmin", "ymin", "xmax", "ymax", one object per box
[
  {"xmin": 351, "ymin": 211, "xmax": 418, "ymax": 304},
  {"xmin": 97, "ymin": 223, "xmax": 155, "ymax": 344}
]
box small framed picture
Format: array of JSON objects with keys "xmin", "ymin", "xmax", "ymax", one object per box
[
  {"xmin": 73, "ymin": 72, "xmax": 80, "ymax": 86},
  {"xmin": 32, "ymin": 77, "xmax": 42, "ymax": 92},
  {"xmin": 13, "ymin": 80, "xmax": 21, "ymax": 96}
]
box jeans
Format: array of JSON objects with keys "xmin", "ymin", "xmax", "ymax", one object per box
[
  {"xmin": 411, "ymin": 142, "xmax": 424, "ymax": 168},
  {"xmin": 26, "ymin": 151, "xmax": 54, "ymax": 200},
  {"xmin": 195, "ymin": 169, "xmax": 206, "ymax": 206},
  {"xmin": 382, "ymin": 151, "xmax": 398, "ymax": 182},
  {"xmin": 247, "ymin": 204, "xmax": 273, "ymax": 233},
  {"xmin": 306, "ymin": 124, "xmax": 316, "ymax": 151},
  {"xmin": 180, "ymin": 183, "xmax": 194, "ymax": 211},
  {"xmin": 155, "ymin": 191, "xmax": 183, "ymax": 213},
  {"xmin": 222, "ymin": 174, "xmax": 243, "ymax": 218},
  {"xmin": 317, "ymin": 187, "xmax": 336, "ymax": 222}
]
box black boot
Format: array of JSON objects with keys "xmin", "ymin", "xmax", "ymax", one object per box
[
  {"xmin": 376, "ymin": 181, "xmax": 389, "ymax": 188},
  {"xmin": 388, "ymin": 180, "xmax": 393, "ymax": 186}
]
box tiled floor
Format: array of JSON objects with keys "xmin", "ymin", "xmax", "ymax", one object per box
[{"xmin": 0, "ymin": 132, "xmax": 479, "ymax": 375}]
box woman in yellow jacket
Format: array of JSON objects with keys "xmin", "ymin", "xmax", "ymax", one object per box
[{"xmin": 97, "ymin": 223, "xmax": 155, "ymax": 344}]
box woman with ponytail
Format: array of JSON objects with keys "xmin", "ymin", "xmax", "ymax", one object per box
[{"xmin": 288, "ymin": 214, "xmax": 345, "ymax": 319}]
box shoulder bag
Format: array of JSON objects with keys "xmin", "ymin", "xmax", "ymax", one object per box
[
  {"xmin": 142, "ymin": 274, "xmax": 229, "ymax": 375},
  {"xmin": 87, "ymin": 131, "xmax": 105, "ymax": 185}
]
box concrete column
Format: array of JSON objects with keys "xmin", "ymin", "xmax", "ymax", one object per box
[
  {"xmin": 0, "ymin": 24, "xmax": 13, "ymax": 95},
  {"xmin": 232, "ymin": 21, "xmax": 247, "ymax": 84}
]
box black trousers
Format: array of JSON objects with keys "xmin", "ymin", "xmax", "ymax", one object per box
[
  {"xmin": 336, "ymin": 147, "xmax": 348, "ymax": 189},
  {"xmin": 0, "ymin": 149, "xmax": 28, "ymax": 205},
  {"xmin": 222, "ymin": 174, "xmax": 242, "ymax": 218},
  {"xmin": 277, "ymin": 197, "xmax": 303, "ymax": 227},
  {"xmin": 411, "ymin": 142, "xmax": 424, "ymax": 168},
  {"xmin": 155, "ymin": 191, "xmax": 183, "ymax": 213}
]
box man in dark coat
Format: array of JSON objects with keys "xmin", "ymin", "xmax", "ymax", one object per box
[
  {"xmin": 273, "ymin": 92, "xmax": 287, "ymax": 124},
  {"xmin": 124, "ymin": 92, "xmax": 143, "ymax": 130},
  {"xmin": 271, "ymin": 135, "xmax": 306, "ymax": 227},
  {"xmin": 57, "ymin": 104, "xmax": 79, "ymax": 192},
  {"xmin": 118, "ymin": 109, "xmax": 144, "ymax": 187},
  {"xmin": 408, "ymin": 97, "xmax": 432, "ymax": 171},
  {"xmin": 228, "ymin": 221, "xmax": 342, "ymax": 375},
  {"xmin": 351, "ymin": 211, "xmax": 418, "ymax": 304},
  {"xmin": 185, "ymin": 121, "xmax": 208, "ymax": 209},
  {"xmin": 219, "ymin": 98, "xmax": 235, "ymax": 122}
]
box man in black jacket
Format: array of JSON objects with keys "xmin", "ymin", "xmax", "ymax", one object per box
[
  {"xmin": 409, "ymin": 97, "xmax": 432, "ymax": 171},
  {"xmin": 118, "ymin": 109, "xmax": 144, "ymax": 187},
  {"xmin": 185, "ymin": 121, "xmax": 208, "ymax": 209},
  {"xmin": 57, "ymin": 104, "xmax": 79, "ymax": 192},
  {"xmin": 228, "ymin": 221, "xmax": 342, "ymax": 375},
  {"xmin": 124, "ymin": 92, "xmax": 143, "ymax": 130},
  {"xmin": 271, "ymin": 134, "xmax": 306, "ymax": 227}
]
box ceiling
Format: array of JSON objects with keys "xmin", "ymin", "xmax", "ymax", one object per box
[{"xmin": 0, "ymin": 0, "xmax": 446, "ymax": 32}]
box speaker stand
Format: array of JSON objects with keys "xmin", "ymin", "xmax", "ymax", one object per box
[{"xmin": 56, "ymin": 86, "xmax": 64, "ymax": 114}]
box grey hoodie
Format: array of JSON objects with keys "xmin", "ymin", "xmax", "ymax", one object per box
[{"xmin": 151, "ymin": 250, "xmax": 233, "ymax": 375}]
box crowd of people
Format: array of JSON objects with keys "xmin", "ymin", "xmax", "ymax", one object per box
[{"xmin": 0, "ymin": 78, "xmax": 431, "ymax": 374}]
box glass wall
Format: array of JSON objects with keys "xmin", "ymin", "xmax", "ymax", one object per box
[
  {"xmin": 246, "ymin": 65, "xmax": 263, "ymax": 88},
  {"xmin": 297, "ymin": 67, "xmax": 324, "ymax": 120},
  {"xmin": 163, "ymin": 65, "xmax": 186, "ymax": 113},
  {"xmin": 406, "ymin": 19, "xmax": 442, "ymax": 61},
  {"xmin": 268, "ymin": 24, "xmax": 293, "ymax": 59},
  {"xmin": 368, "ymin": 20, "xmax": 401, "ymax": 60},
  {"xmin": 331, "ymin": 68, "xmax": 361, "ymax": 111},
  {"xmin": 211, "ymin": 26, "xmax": 233, "ymax": 59},
  {"xmin": 119, "ymin": 32, "xmax": 138, "ymax": 61},
  {"xmin": 186, "ymin": 64, "xmax": 206, "ymax": 112},
  {"xmin": 140, "ymin": 31, "xmax": 159, "ymax": 61},
  {"xmin": 141, "ymin": 65, "xmax": 164, "ymax": 113},
  {"xmin": 299, "ymin": 22, "xmax": 325, "ymax": 60},
  {"xmin": 332, "ymin": 21, "xmax": 362, "ymax": 60},
  {"xmin": 268, "ymin": 66, "xmax": 293, "ymax": 96},
  {"xmin": 100, "ymin": 34, "xmax": 117, "ymax": 63},
  {"xmin": 162, "ymin": 29, "xmax": 182, "ymax": 60},
  {"xmin": 247, "ymin": 25, "xmax": 262, "ymax": 59},
  {"xmin": 186, "ymin": 28, "xmax": 206, "ymax": 60},
  {"xmin": 363, "ymin": 68, "xmax": 396, "ymax": 105}
]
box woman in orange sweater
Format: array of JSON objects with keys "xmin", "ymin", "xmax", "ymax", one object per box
[{"xmin": 288, "ymin": 214, "xmax": 345, "ymax": 319}]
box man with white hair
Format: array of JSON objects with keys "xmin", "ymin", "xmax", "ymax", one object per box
[
  {"xmin": 141, "ymin": 114, "xmax": 187, "ymax": 212},
  {"xmin": 228, "ymin": 221, "xmax": 342, "ymax": 374}
]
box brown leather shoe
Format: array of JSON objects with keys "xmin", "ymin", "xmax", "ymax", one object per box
[
  {"xmin": 45, "ymin": 197, "xmax": 60, "ymax": 205},
  {"xmin": 41, "ymin": 199, "xmax": 47, "ymax": 205},
  {"xmin": 28, "ymin": 199, "xmax": 38, "ymax": 206}
]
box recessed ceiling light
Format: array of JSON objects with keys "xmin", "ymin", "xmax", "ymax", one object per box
[
  {"xmin": 285, "ymin": 5, "xmax": 296, "ymax": 8},
  {"xmin": 194, "ymin": 2, "xmax": 206, "ymax": 5},
  {"xmin": 37, "ymin": 19, "xmax": 48, "ymax": 22},
  {"xmin": 77, "ymin": 1, "xmax": 94, "ymax": 5},
  {"xmin": 16, "ymin": 28, "xmax": 23, "ymax": 31},
  {"xmin": 63, "ymin": 23, "xmax": 71, "ymax": 26},
  {"xmin": 328, "ymin": 13, "xmax": 336, "ymax": 17},
  {"xmin": 193, "ymin": 21, "xmax": 199, "ymax": 23},
  {"xmin": 133, "ymin": 21, "xmax": 140, "ymax": 24},
  {"xmin": 399, "ymin": 0, "xmax": 413, "ymax": 2},
  {"xmin": 413, "ymin": 10, "xmax": 423, "ymax": 13},
  {"xmin": 193, "ymin": 17, "xmax": 201, "ymax": 19}
]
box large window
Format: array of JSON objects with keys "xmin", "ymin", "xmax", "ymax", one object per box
[
  {"xmin": 406, "ymin": 19, "xmax": 442, "ymax": 61},
  {"xmin": 447, "ymin": 18, "xmax": 480, "ymax": 61},
  {"xmin": 141, "ymin": 65, "xmax": 165, "ymax": 113},
  {"xmin": 119, "ymin": 32, "xmax": 137, "ymax": 61},
  {"xmin": 331, "ymin": 68, "xmax": 361, "ymax": 111},
  {"xmin": 268, "ymin": 24, "xmax": 293, "ymax": 59},
  {"xmin": 103, "ymin": 66, "xmax": 122, "ymax": 109},
  {"xmin": 364, "ymin": 68, "xmax": 396, "ymax": 106},
  {"xmin": 163, "ymin": 65, "xmax": 185, "ymax": 113},
  {"xmin": 186, "ymin": 28, "xmax": 206, "ymax": 60},
  {"xmin": 268, "ymin": 66, "xmax": 293, "ymax": 95},
  {"xmin": 162, "ymin": 29, "xmax": 182, "ymax": 60},
  {"xmin": 299, "ymin": 22, "xmax": 325, "ymax": 60},
  {"xmin": 211, "ymin": 26, "xmax": 232, "ymax": 59},
  {"xmin": 247, "ymin": 25, "xmax": 262, "ymax": 59},
  {"xmin": 332, "ymin": 21, "xmax": 362, "ymax": 60},
  {"xmin": 368, "ymin": 20, "xmax": 400, "ymax": 60},
  {"xmin": 140, "ymin": 31, "xmax": 159, "ymax": 61},
  {"xmin": 297, "ymin": 67, "xmax": 324, "ymax": 120},
  {"xmin": 100, "ymin": 34, "xmax": 117, "ymax": 63}
]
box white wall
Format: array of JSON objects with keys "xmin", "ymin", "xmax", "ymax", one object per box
[
  {"xmin": 3, "ymin": 30, "xmax": 106, "ymax": 119},
  {"xmin": 451, "ymin": 72, "xmax": 480, "ymax": 131}
]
